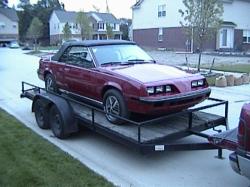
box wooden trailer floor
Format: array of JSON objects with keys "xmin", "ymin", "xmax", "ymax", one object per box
[{"xmin": 71, "ymin": 102, "xmax": 224, "ymax": 143}]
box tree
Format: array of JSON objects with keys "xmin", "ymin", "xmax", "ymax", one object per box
[
  {"xmin": 0, "ymin": 0, "xmax": 8, "ymax": 8},
  {"xmin": 119, "ymin": 19, "xmax": 132, "ymax": 40},
  {"xmin": 179, "ymin": 0, "xmax": 223, "ymax": 71},
  {"xmin": 17, "ymin": 0, "xmax": 63, "ymax": 44},
  {"xmin": 18, "ymin": 0, "xmax": 30, "ymax": 8},
  {"xmin": 76, "ymin": 10, "xmax": 92, "ymax": 40},
  {"xmin": 27, "ymin": 17, "xmax": 43, "ymax": 51},
  {"xmin": 106, "ymin": 23, "xmax": 113, "ymax": 39},
  {"xmin": 62, "ymin": 22, "xmax": 72, "ymax": 41}
]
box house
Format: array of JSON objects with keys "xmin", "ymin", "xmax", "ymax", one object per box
[
  {"xmin": 49, "ymin": 10, "xmax": 122, "ymax": 45},
  {"xmin": 0, "ymin": 8, "xmax": 19, "ymax": 45},
  {"xmin": 132, "ymin": 0, "xmax": 250, "ymax": 52}
]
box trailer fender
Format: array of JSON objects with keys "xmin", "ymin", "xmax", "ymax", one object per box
[{"xmin": 32, "ymin": 94, "xmax": 78, "ymax": 134}]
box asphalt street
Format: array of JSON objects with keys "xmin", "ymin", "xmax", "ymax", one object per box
[{"xmin": 0, "ymin": 48, "xmax": 249, "ymax": 187}]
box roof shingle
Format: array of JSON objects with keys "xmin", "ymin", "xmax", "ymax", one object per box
[
  {"xmin": 0, "ymin": 8, "xmax": 18, "ymax": 22},
  {"xmin": 53, "ymin": 10, "xmax": 119, "ymax": 24}
]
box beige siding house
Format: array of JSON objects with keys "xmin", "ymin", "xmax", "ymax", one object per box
[
  {"xmin": 49, "ymin": 10, "xmax": 122, "ymax": 45},
  {"xmin": 0, "ymin": 8, "xmax": 19, "ymax": 45}
]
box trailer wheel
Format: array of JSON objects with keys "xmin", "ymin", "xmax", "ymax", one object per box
[
  {"xmin": 33, "ymin": 99, "xmax": 50, "ymax": 129},
  {"xmin": 103, "ymin": 89, "xmax": 129, "ymax": 124},
  {"xmin": 49, "ymin": 105, "xmax": 68, "ymax": 139},
  {"xmin": 45, "ymin": 74, "xmax": 58, "ymax": 93}
]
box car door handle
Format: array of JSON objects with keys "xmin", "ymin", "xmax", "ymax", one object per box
[{"xmin": 64, "ymin": 67, "xmax": 70, "ymax": 71}]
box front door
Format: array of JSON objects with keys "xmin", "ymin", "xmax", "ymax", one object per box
[
  {"xmin": 63, "ymin": 46, "xmax": 97, "ymax": 98},
  {"xmin": 219, "ymin": 28, "xmax": 234, "ymax": 49}
]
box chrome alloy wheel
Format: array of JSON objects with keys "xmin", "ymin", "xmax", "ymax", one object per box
[
  {"xmin": 46, "ymin": 77, "xmax": 53, "ymax": 91},
  {"xmin": 105, "ymin": 95, "xmax": 120, "ymax": 121}
]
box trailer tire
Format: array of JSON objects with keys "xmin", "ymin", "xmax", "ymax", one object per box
[
  {"xmin": 49, "ymin": 105, "xmax": 69, "ymax": 139},
  {"xmin": 33, "ymin": 99, "xmax": 50, "ymax": 129},
  {"xmin": 45, "ymin": 74, "xmax": 58, "ymax": 93},
  {"xmin": 103, "ymin": 89, "xmax": 129, "ymax": 124}
]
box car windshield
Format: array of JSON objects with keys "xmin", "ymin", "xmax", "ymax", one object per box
[{"xmin": 91, "ymin": 44, "xmax": 154, "ymax": 66}]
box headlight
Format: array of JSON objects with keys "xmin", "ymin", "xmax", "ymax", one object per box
[
  {"xmin": 156, "ymin": 86, "xmax": 164, "ymax": 93},
  {"xmin": 147, "ymin": 85, "xmax": 172, "ymax": 95},
  {"xmin": 147, "ymin": 87, "xmax": 155, "ymax": 94},
  {"xmin": 191, "ymin": 81, "xmax": 198, "ymax": 87},
  {"xmin": 192, "ymin": 79, "xmax": 205, "ymax": 88},
  {"xmin": 197, "ymin": 79, "xmax": 204, "ymax": 86},
  {"xmin": 165, "ymin": 85, "xmax": 172, "ymax": 92}
]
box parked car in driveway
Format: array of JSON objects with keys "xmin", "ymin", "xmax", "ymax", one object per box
[
  {"xmin": 9, "ymin": 41, "xmax": 20, "ymax": 48},
  {"xmin": 210, "ymin": 103, "xmax": 250, "ymax": 180},
  {"xmin": 37, "ymin": 40, "xmax": 211, "ymax": 123}
]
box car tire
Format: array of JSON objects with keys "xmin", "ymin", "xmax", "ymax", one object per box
[
  {"xmin": 45, "ymin": 74, "xmax": 58, "ymax": 92},
  {"xmin": 49, "ymin": 105, "xmax": 68, "ymax": 139},
  {"xmin": 103, "ymin": 89, "xmax": 129, "ymax": 124},
  {"xmin": 33, "ymin": 99, "xmax": 50, "ymax": 129}
]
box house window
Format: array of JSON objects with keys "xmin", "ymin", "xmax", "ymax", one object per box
[
  {"xmin": 222, "ymin": 29, "xmax": 227, "ymax": 46},
  {"xmin": 98, "ymin": 22, "xmax": 105, "ymax": 30},
  {"xmin": 158, "ymin": 28, "xmax": 163, "ymax": 41},
  {"xmin": 0, "ymin": 22, "xmax": 5, "ymax": 29},
  {"xmin": 158, "ymin": 4, "xmax": 166, "ymax": 17},
  {"xmin": 243, "ymin": 30, "xmax": 250, "ymax": 43},
  {"xmin": 54, "ymin": 24, "xmax": 56, "ymax": 29},
  {"xmin": 113, "ymin": 24, "xmax": 116, "ymax": 30},
  {"xmin": 13, "ymin": 24, "xmax": 16, "ymax": 28}
]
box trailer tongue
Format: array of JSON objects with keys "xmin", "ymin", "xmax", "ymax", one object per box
[{"xmin": 21, "ymin": 81, "xmax": 228, "ymax": 155}]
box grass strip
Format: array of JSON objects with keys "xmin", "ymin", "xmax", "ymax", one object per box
[
  {"xmin": 0, "ymin": 108, "xmax": 113, "ymax": 187},
  {"xmin": 191, "ymin": 64, "xmax": 250, "ymax": 73}
]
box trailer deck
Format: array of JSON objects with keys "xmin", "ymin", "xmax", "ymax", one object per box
[{"xmin": 21, "ymin": 82, "xmax": 228, "ymax": 154}]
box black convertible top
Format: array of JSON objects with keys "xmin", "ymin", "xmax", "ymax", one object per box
[
  {"xmin": 64, "ymin": 40, "xmax": 135, "ymax": 47},
  {"xmin": 52, "ymin": 40, "xmax": 136, "ymax": 61}
]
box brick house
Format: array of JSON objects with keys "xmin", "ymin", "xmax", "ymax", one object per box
[
  {"xmin": 0, "ymin": 8, "xmax": 19, "ymax": 45},
  {"xmin": 49, "ymin": 10, "xmax": 122, "ymax": 45},
  {"xmin": 132, "ymin": 0, "xmax": 250, "ymax": 52}
]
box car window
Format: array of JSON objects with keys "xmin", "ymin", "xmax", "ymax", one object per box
[
  {"xmin": 61, "ymin": 46, "xmax": 95, "ymax": 69},
  {"xmin": 91, "ymin": 44, "xmax": 153, "ymax": 65}
]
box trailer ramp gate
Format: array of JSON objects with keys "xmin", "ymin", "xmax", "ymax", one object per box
[{"xmin": 21, "ymin": 82, "xmax": 228, "ymax": 155}]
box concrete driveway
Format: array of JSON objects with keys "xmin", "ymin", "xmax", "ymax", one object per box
[{"xmin": 0, "ymin": 48, "xmax": 249, "ymax": 187}]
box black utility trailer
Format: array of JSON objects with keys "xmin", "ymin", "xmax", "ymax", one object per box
[{"xmin": 21, "ymin": 82, "xmax": 228, "ymax": 155}]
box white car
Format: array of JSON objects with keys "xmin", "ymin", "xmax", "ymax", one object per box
[{"xmin": 9, "ymin": 41, "xmax": 20, "ymax": 48}]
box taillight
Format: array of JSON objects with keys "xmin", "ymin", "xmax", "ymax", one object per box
[
  {"xmin": 238, "ymin": 119, "xmax": 245, "ymax": 149},
  {"xmin": 238, "ymin": 103, "xmax": 250, "ymax": 152}
]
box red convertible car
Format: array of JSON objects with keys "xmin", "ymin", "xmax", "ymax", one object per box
[{"xmin": 38, "ymin": 40, "xmax": 211, "ymax": 123}]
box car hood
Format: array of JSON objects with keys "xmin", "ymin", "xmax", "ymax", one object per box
[{"xmin": 100, "ymin": 63, "xmax": 196, "ymax": 83}]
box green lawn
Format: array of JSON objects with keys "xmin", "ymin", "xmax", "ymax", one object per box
[
  {"xmin": 193, "ymin": 64, "xmax": 250, "ymax": 73},
  {"xmin": 190, "ymin": 64, "xmax": 250, "ymax": 86},
  {"xmin": 0, "ymin": 108, "xmax": 113, "ymax": 187},
  {"xmin": 39, "ymin": 46, "xmax": 60, "ymax": 51}
]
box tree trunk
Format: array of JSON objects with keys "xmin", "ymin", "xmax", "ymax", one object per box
[
  {"xmin": 198, "ymin": 52, "xmax": 202, "ymax": 72},
  {"xmin": 34, "ymin": 38, "xmax": 37, "ymax": 52}
]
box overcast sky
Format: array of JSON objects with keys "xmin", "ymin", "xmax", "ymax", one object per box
[{"xmin": 9, "ymin": 0, "xmax": 136, "ymax": 18}]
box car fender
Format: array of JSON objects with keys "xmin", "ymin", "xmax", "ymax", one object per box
[
  {"xmin": 102, "ymin": 82, "xmax": 123, "ymax": 95},
  {"xmin": 32, "ymin": 93, "xmax": 78, "ymax": 134}
]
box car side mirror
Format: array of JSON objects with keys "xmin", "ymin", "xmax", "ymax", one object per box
[{"xmin": 60, "ymin": 54, "xmax": 68, "ymax": 62}]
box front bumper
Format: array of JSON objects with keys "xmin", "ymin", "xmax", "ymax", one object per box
[{"xmin": 139, "ymin": 88, "xmax": 211, "ymax": 104}]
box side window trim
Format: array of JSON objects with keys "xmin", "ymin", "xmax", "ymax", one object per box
[
  {"xmin": 59, "ymin": 47, "xmax": 71, "ymax": 63},
  {"xmin": 62, "ymin": 45, "xmax": 96, "ymax": 69}
]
